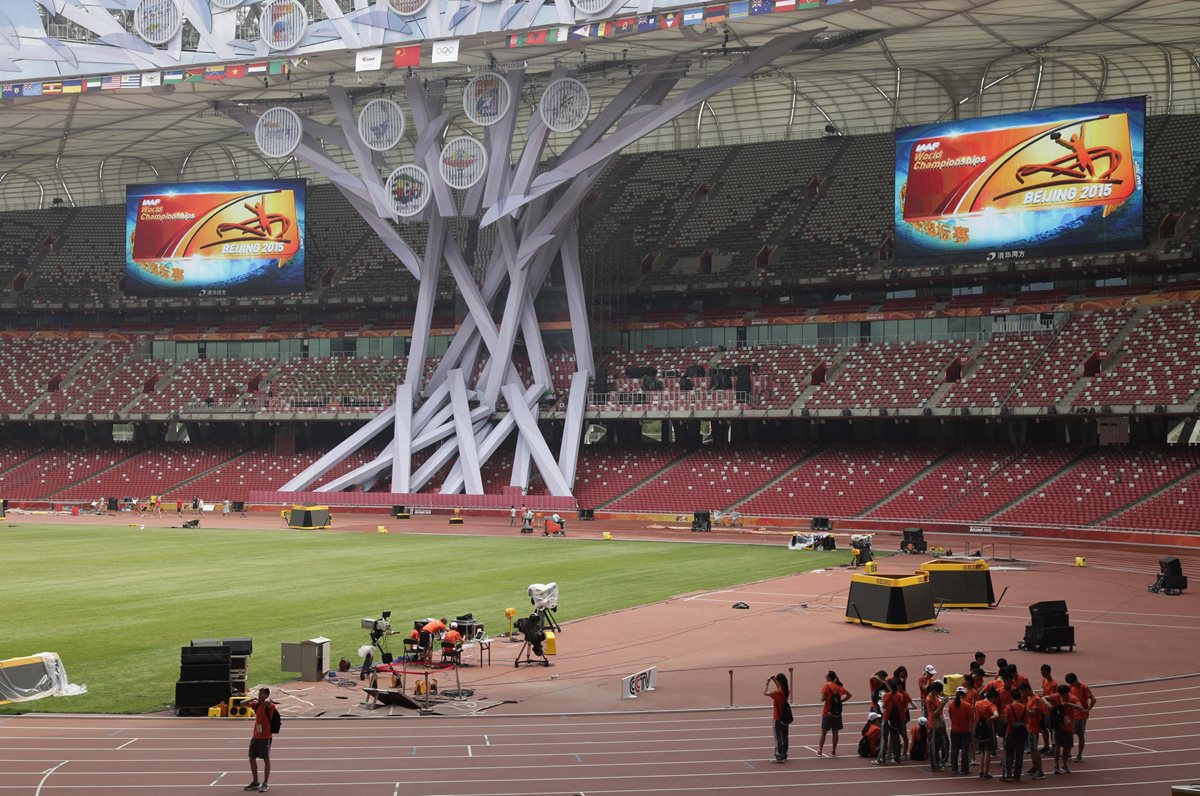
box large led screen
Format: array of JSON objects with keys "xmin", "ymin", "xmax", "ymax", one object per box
[
  {"xmin": 125, "ymin": 180, "xmax": 306, "ymax": 297},
  {"xmin": 894, "ymin": 97, "xmax": 1144, "ymax": 262}
]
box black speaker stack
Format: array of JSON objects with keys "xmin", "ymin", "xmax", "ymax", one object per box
[
  {"xmin": 691, "ymin": 510, "xmax": 712, "ymax": 532},
  {"xmin": 1149, "ymin": 556, "xmax": 1187, "ymax": 595},
  {"xmin": 1020, "ymin": 600, "xmax": 1075, "ymax": 652},
  {"xmin": 900, "ymin": 527, "xmax": 928, "ymax": 554},
  {"xmin": 577, "ymin": 508, "xmax": 595, "ymax": 520},
  {"xmin": 106, "ymin": 497, "xmax": 119, "ymax": 511},
  {"xmin": 391, "ymin": 505, "xmax": 410, "ymax": 519},
  {"xmin": 735, "ymin": 364, "xmax": 751, "ymax": 394},
  {"xmin": 810, "ymin": 516, "xmax": 831, "ymax": 531},
  {"xmin": 175, "ymin": 638, "xmax": 252, "ymax": 716}
]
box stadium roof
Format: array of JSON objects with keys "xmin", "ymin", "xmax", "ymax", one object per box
[{"xmin": 0, "ymin": 0, "xmax": 1196, "ymax": 211}]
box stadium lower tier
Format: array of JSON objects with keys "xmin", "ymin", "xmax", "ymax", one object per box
[{"xmin": 0, "ymin": 440, "xmax": 1195, "ymax": 534}]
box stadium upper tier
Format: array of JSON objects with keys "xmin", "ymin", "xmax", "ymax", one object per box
[
  {"xmin": 0, "ymin": 300, "xmax": 1198, "ymax": 418},
  {"xmin": 1, "ymin": 440, "xmax": 1196, "ymax": 534},
  {"xmin": 0, "ymin": 113, "xmax": 1196, "ymax": 308}
]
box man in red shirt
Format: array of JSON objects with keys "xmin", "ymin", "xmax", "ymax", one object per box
[
  {"xmin": 947, "ymin": 686, "xmax": 973, "ymax": 774},
  {"xmin": 1048, "ymin": 683, "xmax": 1082, "ymax": 774},
  {"xmin": 917, "ymin": 665, "xmax": 936, "ymax": 717},
  {"xmin": 973, "ymin": 689, "xmax": 1000, "ymax": 779},
  {"xmin": 817, "ymin": 671, "xmax": 851, "ymax": 757},
  {"xmin": 1039, "ymin": 664, "xmax": 1057, "ymax": 753},
  {"xmin": 1065, "ymin": 673, "xmax": 1096, "ymax": 762},
  {"xmin": 1021, "ymin": 682, "xmax": 1050, "ymax": 780},
  {"xmin": 244, "ymin": 688, "xmax": 276, "ymax": 792}
]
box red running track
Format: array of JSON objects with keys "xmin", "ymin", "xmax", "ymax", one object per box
[{"xmin": 3, "ymin": 674, "xmax": 1200, "ymax": 795}]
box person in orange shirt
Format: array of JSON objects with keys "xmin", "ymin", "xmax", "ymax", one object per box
[
  {"xmin": 1048, "ymin": 683, "xmax": 1082, "ymax": 774},
  {"xmin": 422, "ymin": 617, "xmax": 448, "ymax": 636},
  {"xmin": 443, "ymin": 623, "xmax": 463, "ymax": 645},
  {"xmin": 1001, "ymin": 685, "xmax": 1029, "ymax": 782},
  {"xmin": 1020, "ymin": 681, "xmax": 1051, "ymax": 780},
  {"xmin": 925, "ymin": 680, "xmax": 948, "ymax": 771},
  {"xmin": 1039, "ymin": 663, "xmax": 1058, "ymax": 753},
  {"xmin": 1064, "ymin": 673, "xmax": 1096, "ymax": 762},
  {"xmin": 243, "ymin": 687, "xmax": 276, "ymax": 792},
  {"xmin": 917, "ymin": 665, "xmax": 936, "ymax": 717},
  {"xmin": 817, "ymin": 670, "xmax": 851, "ymax": 757},
  {"xmin": 893, "ymin": 666, "xmax": 914, "ymax": 760},
  {"xmin": 947, "ymin": 685, "xmax": 973, "ymax": 774},
  {"xmin": 874, "ymin": 679, "xmax": 906, "ymax": 765},
  {"xmin": 973, "ymin": 688, "xmax": 1000, "ymax": 779},
  {"xmin": 764, "ymin": 672, "xmax": 791, "ymax": 763},
  {"xmin": 860, "ymin": 712, "xmax": 882, "ymax": 758}
]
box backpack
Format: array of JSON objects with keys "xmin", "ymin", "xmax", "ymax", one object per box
[
  {"xmin": 828, "ymin": 688, "xmax": 843, "ymax": 718},
  {"xmin": 781, "ymin": 701, "xmax": 794, "ymax": 725},
  {"xmin": 857, "ymin": 733, "xmax": 872, "ymax": 758},
  {"xmin": 269, "ymin": 705, "xmax": 281, "ymax": 735},
  {"xmin": 1049, "ymin": 702, "xmax": 1066, "ymax": 731},
  {"xmin": 974, "ymin": 711, "xmax": 993, "ymax": 742}
]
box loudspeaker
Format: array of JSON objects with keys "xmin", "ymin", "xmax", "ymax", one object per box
[
  {"xmin": 901, "ymin": 527, "xmax": 927, "ymax": 553},
  {"xmin": 391, "ymin": 505, "xmax": 406, "ymax": 517},
  {"xmin": 1160, "ymin": 557, "xmax": 1183, "ymax": 578},
  {"xmin": 222, "ymin": 637, "xmax": 253, "ymax": 656},
  {"xmin": 1029, "ymin": 600, "xmax": 1069, "ymax": 628},
  {"xmin": 811, "ymin": 517, "xmax": 830, "ymax": 531},
  {"xmin": 181, "ymin": 646, "xmax": 231, "ymax": 665},
  {"xmin": 231, "ymin": 501, "xmax": 245, "ymax": 512},
  {"xmin": 106, "ymin": 497, "xmax": 119, "ymax": 511},
  {"xmin": 736, "ymin": 364, "xmax": 751, "ymax": 394},
  {"xmin": 595, "ymin": 367, "xmax": 609, "ymax": 394},
  {"xmin": 1023, "ymin": 624, "xmax": 1075, "ymax": 650},
  {"xmin": 578, "ymin": 508, "xmax": 595, "ymax": 520},
  {"xmin": 175, "ymin": 680, "xmax": 232, "ymax": 710},
  {"xmin": 691, "ymin": 510, "xmax": 711, "ymax": 532},
  {"xmin": 179, "ymin": 663, "xmax": 232, "ymax": 682}
]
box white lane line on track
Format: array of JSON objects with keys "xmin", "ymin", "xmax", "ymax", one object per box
[
  {"xmin": 33, "ymin": 760, "xmax": 66, "ymax": 796},
  {"xmin": 116, "ymin": 739, "xmax": 137, "ymax": 750},
  {"xmin": 209, "ymin": 772, "xmax": 226, "ymax": 786},
  {"xmin": 467, "ymin": 746, "xmax": 472, "ymax": 758},
  {"xmin": 392, "ymin": 782, "xmax": 399, "ymax": 796},
  {"xmin": 1116, "ymin": 740, "xmax": 1157, "ymax": 753}
]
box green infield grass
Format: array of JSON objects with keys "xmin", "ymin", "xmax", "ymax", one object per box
[{"xmin": 0, "ymin": 524, "xmax": 845, "ymax": 714}]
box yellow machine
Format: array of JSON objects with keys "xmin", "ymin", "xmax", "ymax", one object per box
[{"xmin": 543, "ymin": 630, "xmax": 557, "ymax": 656}]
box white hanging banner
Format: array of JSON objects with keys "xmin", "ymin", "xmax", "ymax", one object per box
[
  {"xmin": 431, "ymin": 39, "xmax": 460, "ymax": 63},
  {"xmin": 355, "ymin": 47, "xmax": 384, "ymax": 72},
  {"xmin": 141, "ymin": 72, "xmax": 162, "ymax": 87},
  {"xmin": 621, "ymin": 665, "xmax": 657, "ymax": 699}
]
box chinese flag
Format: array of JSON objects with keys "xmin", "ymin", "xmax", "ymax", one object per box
[{"xmin": 393, "ymin": 46, "xmax": 420, "ymax": 67}]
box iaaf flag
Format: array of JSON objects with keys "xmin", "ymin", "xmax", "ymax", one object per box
[
  {"xmin": 431, "ymin": 39, "xmax": 460, "ymax": 63},
  {"xmin": 141, "ymin": 72, "xmax": 161, "ymax": 87},
  {"xmin": 393, "ymin": 45, "xmax": 420, "ymax": 67},
  {"xmin": 355, "ymin": 48, "xmax": 383, "ymax": 72}
]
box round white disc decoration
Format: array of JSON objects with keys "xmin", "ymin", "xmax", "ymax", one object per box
[
  {"xmin": 210, "ymin": 0, "xmax": 243, "ymax": 9},
  {"xmin": 439, "ymin": 137, "xmax": 488, "ymax": 190},
  {"xmin": 135, "ymin": 0, "xmax": 182, "ymax": 45},
  {"xmin": 260, "ymin": 0, "xmax": 308, "ymax": 51},
  {"xmin": 386, "ymin": 165, "xmax": 432, "ymax": 217},
  {"xmin": 571, "ymin": 0, "xmax": 611, "ymax": 15},
  {"xmin": 463, "ymin": 73, "xmax": 511, "ymax": 127},
  {"xmin": 255, "ymin": 107, "xmax": 303, "ymax": 159},
  {"xmin": 540, "ymin": 78, "xmax": 591, "ymax": 133},
  {"xmin": 387, "ymin": 0, "xmax": 432, "ymax": 16},
  {"xmin": 357, "ymin": 99, "xmax": 406, "ymax": 152}
]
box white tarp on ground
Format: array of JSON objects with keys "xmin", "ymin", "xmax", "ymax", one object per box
[{"xmin": 0, "ymin": 652, "xmax": 87, "ymax": 704}]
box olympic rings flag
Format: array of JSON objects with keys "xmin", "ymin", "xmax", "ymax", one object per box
[
  {"xmin": 124, "ymin": 180, "xmax": 306, "ymax": 297},
  {"xmin": 894, "ymin": 97, "xmax": 1145, "ymax": 263}
]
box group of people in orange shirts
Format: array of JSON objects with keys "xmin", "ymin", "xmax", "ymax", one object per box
[{"xmin": 848, "ymin": 653, "xmax": 1096, "ymax": 782}]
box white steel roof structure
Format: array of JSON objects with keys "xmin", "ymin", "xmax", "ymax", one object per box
[{"xmin": 0, "ymin": 0, "xmax": 1196, "ymax": 210}]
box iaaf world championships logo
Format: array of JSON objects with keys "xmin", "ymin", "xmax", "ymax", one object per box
[{"xmin": 204, "ymin": 198, "xmax": 292, "ymax": 249}]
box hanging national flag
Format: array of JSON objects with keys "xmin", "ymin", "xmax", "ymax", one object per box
[
  {"xmin": 62, "ymin": 79, "xmax": 83, "ymax": 94},
  {"xmin": 728, "ymin": 1, "xmax": 750, "ymax": 17},
  {"xmin": 750, "ymin": 0, "xmax": 774, "ymax": 14},
  {"xmin": 121, "ymin": 73, "xmax": 142, "ymax": 88},
  {"xmin": 141, "ymin": 72, "xmax": 161, "ymax": 87},
  {"xmin": 84, "ymin": 76, "xmax": 102, "ymax": 91},
  {"xmin": 247, "ymin": 61, "xmax": 269, "ymax": 74},
  {"xmin": 163, "ymin": 70, "xmax": 184, "ymax": 84},
  {"xmin": 22, "ymin": 82, "xmax": 41, "ymax": 97},
  {"xmin": 431, "ymin": 39, "xmax": 460, "ymax": 63},
  {"xmin": 1, "ymin": 84, "xmax": 22, "ymax": 99},
  {"xmin": 268, "ymin": 60, "xmax": 290, "ymax": 75},
  {"xmin": 184, "ymin": 68, "xmax": 206, "ymax": 82},
  {"xmin": 660, "ymin": 11, "xmax": 681, "ymax": 28},
  {"xmin": 638, "ymin": 14, "xmax": 658, "ymax": 31},
  {"xmin": 101, "ymin": 75, "xmax": 122, "ymax": 90},
  {"xmin": 612, "ymin": 17, "xmax": 638, "ymax": 34},
  {"xmin": 392, "ymin": 46, "xmax": 420, "ymax": 67},
  {"xmin": 569, "ymin": 24, "xmax": 591, "ymax": 40},
  {"xmin": 704, "ymin": 5, "xmax": 727, "ymax": 21},
  {"xmin": 42, "ymin": 81, "xmax": 62, "ymax": 95},
  {"xmin": 683, "ymin": 7, "xmax": 704, "ymax": 25},
  {"xmin": 204, "ymin": 66, "xmax": 226, "ymax": 80},
  {"xmin": 774, "ymin": 0, "xmax": 796, "ymax": 10},
  {"xmin": 355, "ymin": 48, "xmax": 383, "ymax": 72},
  {"xmin": 225, "ymin": 65, "xmax": 246, "ymax": 79}
]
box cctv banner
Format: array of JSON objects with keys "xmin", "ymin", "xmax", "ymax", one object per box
[{"xmin": 621, "ymin": 665, "xmax": 657, "ymax": 699}]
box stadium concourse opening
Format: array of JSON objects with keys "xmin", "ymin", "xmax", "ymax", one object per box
[{"xmin": 1, "ymin": 0, "xmax": 1200, "ymax": 790}]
